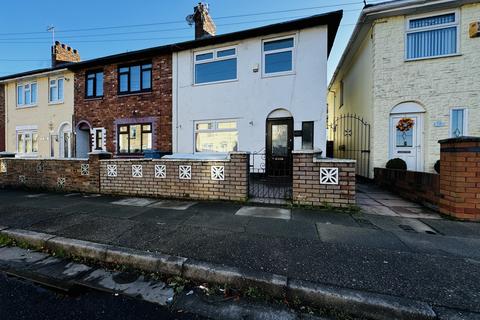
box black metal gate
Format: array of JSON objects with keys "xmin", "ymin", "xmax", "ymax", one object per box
[
  {"xmin": 249, "ymin": 152, "xmax": 292, "ymax": 202},
  {"xmin": 328, "ymin": 114, "xmax": 371, "ymax": 177}
]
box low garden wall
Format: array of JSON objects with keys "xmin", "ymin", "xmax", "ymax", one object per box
[
  {"xmin": 0, "ymin": 152, "xmax": 107, "ymax": 193},
  {"xmin": 99, "ymin": 152, "xmax": 249, "ymax": 201},
  {"xmin": 292, "ymin": 151, "xmax": 356, "ymax": 208},
  {"xmin": 374, "ymin": 168, "xmax": 440, "ymax": 209}
]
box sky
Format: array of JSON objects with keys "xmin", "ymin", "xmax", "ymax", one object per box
[{"xmin": 0, "ymin": 0, "xmax": 387, "ymax": 80}]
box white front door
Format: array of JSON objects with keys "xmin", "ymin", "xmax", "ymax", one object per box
[{"xmin": 390, "ymin": 113, "xmax": 424, "ymax": 171}]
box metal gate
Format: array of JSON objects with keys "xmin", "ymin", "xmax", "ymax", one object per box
[
  {"xmin": 328, "ymin": 114, "xmax": 371, "ymax": 177},
  {"xmin": 249, "ymin": 151, "xmax": 292, "ymax": 203}
]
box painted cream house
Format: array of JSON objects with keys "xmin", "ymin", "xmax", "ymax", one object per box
[
  {"xmin": 0, "ymin": 42, "xmax": 80, "ymax": 158},
  {"xmin": 328, "ymin": 0, "xmax": 480, "ymax": 178}
]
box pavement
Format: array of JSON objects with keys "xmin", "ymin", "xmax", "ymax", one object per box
[{"xmin": 0, "ymin": 186, "xmax": 480, "ymax": 317}]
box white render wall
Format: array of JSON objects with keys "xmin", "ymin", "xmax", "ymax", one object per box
[
  {"xmin": 173, "ymin": 26, "xmax": 328, "ymax": 155},
  {"xmin": 371, "ymin": 3, "xmax": 480, "ymax": 174}
]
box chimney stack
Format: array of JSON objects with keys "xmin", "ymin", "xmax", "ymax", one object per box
[
  {"xmin": 51, "ymin": 41, "xmax": 81, "ymax": 67},
  {"xmin": 193, "ymin": 2, "xmax": 216, "ymax": 40}
]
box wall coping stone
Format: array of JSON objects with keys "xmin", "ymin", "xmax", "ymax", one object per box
[
  {"xmin": 3, "ymin": 157, "xmax": 88, "ymax": 161},
  {"xmin": 313, "ymin": 158, "xmax": 356, "ymax": 164},
  {"xmin": 438, "ymin": 136, "xmax": 480, "ymax": 144},
  {"xmin": 100, "ymin": 158, "xmax": 230, "ymax": 163}
]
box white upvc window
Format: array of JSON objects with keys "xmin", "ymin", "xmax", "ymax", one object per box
[
  {"xmin": 49, "ymin": 77, "xmax": 64, "ymax": 103},
  {"xmin": 194, "ymin": 120, "xmax": 238, "ymax": 153},
  {"xmin": 16, "ymin": 82, "xmax": 38, "ymax": 107},
  {"xmin": 405, "ymin": 11, "xmax": 460, "ymax": 60},
  {"xmin": 194, "ymin": 46, "xmax": 237, "ymax": 85},
  {"xmin": 450, "ymin": 108, "xmax": 468, "ymax": 137},
  {"xmin": 262, "ymin": 35, "xmax": 295, "ymax": 76},
  {"xmin": 16, "ymin": 128, "xmax": 39, "ymax": 155}
]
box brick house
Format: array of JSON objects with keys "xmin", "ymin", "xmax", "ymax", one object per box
[
  {"xmin": 328, "ymin": 0, "xmax": 480, "ymax": 178},
  {"xmin": 70, "ymin": 52, "xmax": 172, "ymax": 158}
]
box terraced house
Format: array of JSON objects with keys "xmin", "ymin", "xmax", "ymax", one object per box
[
  {"xmin": 0, "ymin": 42, "xmax": 79, "ymax": 158},
  {"xmin": 328, "ymin": 0, "xmax": 480, "ymax": 178}
]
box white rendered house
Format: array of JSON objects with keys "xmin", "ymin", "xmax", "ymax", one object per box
[{"xmin": 172, "ymin": 10, "xmax": 342, "ymax": 176}]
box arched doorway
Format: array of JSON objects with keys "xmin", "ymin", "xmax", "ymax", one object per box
[
  {"xmin": 75, "ymin": 121, "xmax": 92, "ymax": 159},
  {"xmin": 58, "ymin": 122, "xmax": 72, "ymax": 158},
  {"xmin": 389, "ymin": 102, "xmax": 425, "ymax": 171},
  {"xmin": 266, "ymin": 109, "xmax": 293, "ymax": 176}
]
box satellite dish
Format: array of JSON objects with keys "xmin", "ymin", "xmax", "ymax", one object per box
[{"xmin": 186, "ymin": 14, "xmax": 195, "ymax": 26}]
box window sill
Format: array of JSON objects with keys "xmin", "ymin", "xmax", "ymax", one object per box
[
  {"xmin": 85, "ymin": 96, "xmax": 104, "ymax": 101},
  {"xmin": 405, "ymin": 53, "xmax": 462, "ymax": 62},
  {"xmin": 49, "ymin": 101, "xmax": 64, "ymax": 106},
  {"xmin": 262, "ymin": 71, "xmax": 295, "ymax": 79},
  {"xmin": 193, "ymin": 78, "xmax": 238, "ymax": 87},
  {"xmin": 117, "ymin": 91, "xmax": 152, "ymax": 98},
  {"xmin": 16, "ymin": 104, "xmax": 38, "ymax": 109}
]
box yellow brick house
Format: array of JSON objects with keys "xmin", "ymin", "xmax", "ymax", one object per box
[
  {"xmin": 0, "ymin": 42, "xmax": 79, "ymax": 158},
  {"xmin": 328, "ymin": 0, "xmax": 480, "ymax": 178}
]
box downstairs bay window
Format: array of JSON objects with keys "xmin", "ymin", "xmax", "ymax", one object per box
[
  {"xmin": 195, "ymin": 120, "xmax": 238, "ymax": 153},
  {"xmin": 118, "ymin": 124, "xmax": 152, "ymax": 154}
]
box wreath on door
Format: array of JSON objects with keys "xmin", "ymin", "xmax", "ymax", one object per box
[{"xmin": 396, "ymin": 118, "xmax": 415, "ymax": 132}]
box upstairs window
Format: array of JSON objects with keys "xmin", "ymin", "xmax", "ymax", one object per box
[
  {"xmin": 17, "ymin": 82, "xmax": 37, "ymax": 107},
  {"xmin": 118, "ymin": 62, "xmax": 152, "ymax": 94},
  {"xmin": 263, "ymin": 37, "xmax": 294, "ymax": 75},
  {"xmin": 86, "ymin": 71, "xmax": 103, "ymax": 98},
  {"xmin": 194, "ymin": 47, "xmax": 237, "ymax": 84},
  {"xmin": 406, "ymin": 12, "xmax": 459, "ymax": 60},
  {"xmin": 49, "ymin": 77, "xmax": 64, "ymax": 103}
]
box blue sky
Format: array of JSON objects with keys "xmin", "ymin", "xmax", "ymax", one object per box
[{"xmin": 0, "ymin": 0, "xmax": 383, "ymax": 80}]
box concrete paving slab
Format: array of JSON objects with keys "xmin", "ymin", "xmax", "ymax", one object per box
[
  {"xmin": 360, "ymin": 205, "xmax": 399, "ymax": 217},
  {"xmin": 78, "ymin": 269, "xmax": 174, "ymax": 306},
  {"xmin": 356, "ymin": 198, "xmax": 381, "ymax": 206},
  {"xmin": 130, "ymin": 208, "xmax": 193, "ymax": 225},
  {"xmin": 184, "ymin": 214, "xmax": 249, "ymax": 233},
  {"xmin": 375, "ymin": 199, "xmax": 423, "ymax": 207},
  {"xmin": 393, "ymin": 232, "xmax": 480, "ymax": 259},
  {"xmin": 190, "ymin": 201, "xmax": 242, "ymax": 214},
  {"xmin": 363, "ymin": 215, "xmax": 438, "ymax": 234},
  {"xmin": 367, "ymin": 193, "xmax": 405, "ymax": 200},
  {"xmin": 111, "ymin": 198, "xmax": 158, "ymax": 207},
  {"xmin": 246, "ymin": 218, "xmax": 318, "ymax": 240},
  {"xmin": 147, "ymin": 200, "xmax": 196, "ymax": 210},
  {"xmin": 397, "ymin": 212, "xmax": 442, "ymax": 220},
  {"xmin": 291, "ymin": 209, "xmax": 360, "ymax": 227},
  {"xmin": 421, "ymin": 219, "xmax": 480, "ymax": 238},
  {"xmin": 315, "ymin": 223, "xmax": 407, "ymax": 250},
  {"xmin": 235, "ymin": 206, "xmax": 291, "ymax": 220}
]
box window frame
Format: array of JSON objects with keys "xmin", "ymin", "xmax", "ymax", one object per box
[
  {"xmin": 85, "ymin": 70, "xmax": 104, "ymax": 99},
  {"xmin": 117, "ymin": 123, "xmax": 153, "ymax": 155},
  {"xmin": 16, "ymin": 81, "xmax": 38, "ymax": 108},
  {"xmin": 49, "ymin": 76, "xmax": 65, "ymax": 104},
  {"xmin": 262, "ymin": 35, "xmax": 296, "ymax": 77},
  {"xmin": 117, "ymin": 62, "xmax": 152, "ymax": 95},
  {"xmin": 194, "ymin": 119, "xmax": 239, "ymax": 154},
  {"xmin": 16, "ymin": 128, "xmax": 39, "ymax": 156},
  {"xmin": 405, "ymin": 10, "xmax": 460, "ymax": 61},
  {"xmin": 449, "ymin": 107, "xmax": 468, "ymax": 138},
  {"xmin": 193, "ymin": 46, "xmax": 238, "ymax": 85}
]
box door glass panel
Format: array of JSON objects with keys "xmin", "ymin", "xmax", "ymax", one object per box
[
  {"xmin": 271, "ymin": 124, "xmax": 288, "ymax": 156},
  {"xmin": 63, "ymin": 133, "xmax": 69, "ymax": 158},
  {"xmin": 396, "ymin": 128, "xmax": 413, "ymax": 147}
]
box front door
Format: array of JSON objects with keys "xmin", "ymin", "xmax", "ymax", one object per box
[
  {"xmin": 266, "ymin": 118, "xmax": 293, "ymax": 176},
  {"xmin": 390, "ymin": 113, "xmax": 423, "ymax": 171}
]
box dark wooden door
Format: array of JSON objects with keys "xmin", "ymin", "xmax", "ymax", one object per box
[{"xmin": 266, "ymin": 118, "xmax": 293, "ymax": 177}]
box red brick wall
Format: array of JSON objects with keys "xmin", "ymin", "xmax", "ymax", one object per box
[
  {"xmin": 0, "ymin": 84, "xmax": 5, "ymax": 151},
  {"xmin": 439, "ymin": 137, "xmax": 480, "ymax": 221},
  {"xmin": 292, "ymin": 152, "xmax": 356, "ymax": 208},
  {"xmin": 99, "ymin": 152, "xmax": 249, "ymax": 201},
  {"xmin": 74, "ymin": 55, "xmax": 172, "ymax": 156},
  {"xmin": 374, "ymin": 168, "xmax": 440, "ymax": 209}
]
